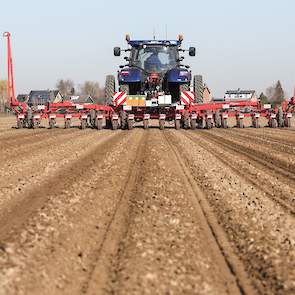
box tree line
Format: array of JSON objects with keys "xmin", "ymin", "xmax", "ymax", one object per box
[{"xmin": 56, "ymin": 79, "xmax": 105, "ymax": 103}]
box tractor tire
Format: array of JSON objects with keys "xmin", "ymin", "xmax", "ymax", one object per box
[
  {"xmin": 193, "ymin": 75, "xmax": 204, "ymax": 103},
  {"xmin": 191, "ymin": 119, "xmax": 197, "ymax": 130},
  {"xmin": 143, "ymin": 120, "xmax": 149, "ymax": 129},
  {"xmin": 120, "ymin": 84, "xmax": 129, "ymax": 94},
  {"xmin": 278, "ymin": 107, "xmax": 284, "ymax": 127},
  {"xmin": 105, "ymin": 75, "xmax": 116, "ymax": 104},
  {"xmin": 159, "ymin": 119, "xmax": 165, "ymax": 130},
  {"xmin": 175, "ymin": 120, "xmax": 181, "ymax": 130},
  {"xmin": 112, "ymin": 120, "xmax": 119, "ymax": 130}
]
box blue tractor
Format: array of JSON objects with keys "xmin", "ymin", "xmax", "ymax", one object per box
[{"xmin": 105, "ymin": 35, "xmax": 203, "ymax": 104}]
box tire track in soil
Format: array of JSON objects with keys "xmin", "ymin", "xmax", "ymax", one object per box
[
  {"xmin": 0, "ymin": 130, "xmax": 143, "ymax": 295},
  {"xmin": 218, "ymin": 129, "xmax": 295, "ymax": 156},
  {"xmin": 83, "ymin": 130, "xmax": 146, "ymax": 295},
  {"xmin": 230, "ymin": 128, "xmax": 295, "ymax": 145},
  {"xmin": 0, "ymin": 130, "xmax": 113, "ymax": 214},
  {"xmin": 169, "ymin": 131, "xmax": 295, "ymax": 295},
  {"xmin": 0, "ymin": 129, "xmax": 81, "ymax": 162},
  {"xmin": 0, "ymin": 127, "xmax": 79, "ymax": 146},
  {"xmin": 86, "ymin": 130, "xmax": 251, "ymax": 294},
  {"xmin": 182, "ymin": 131, "xmax": 295, "ymax": 215},
  {"xmin": 198, "ymin": 130, "xmax": 295, "ymax": 185},
  {"xmin": 163, "ymin": 130, "xmax": 257, "ymax": 295},
  {"xmin": 0, "ymin": 131, "xmax": 122, "ymax": 239}
]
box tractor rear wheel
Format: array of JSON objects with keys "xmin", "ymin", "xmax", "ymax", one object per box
[
  {"xmin": 105, "ymin": 75, "xmax": 116, "ymax": 104},
  {"xmin": 193, "ymin": 75, "xmax": 203, "ymax": 102}
]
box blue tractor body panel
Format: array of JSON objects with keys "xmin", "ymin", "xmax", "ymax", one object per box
[
  {"xmin": 166, "ymin": 68, "xmax": 191, "ymax": 83},
  {"xmin": 118, "ymin": 68, "xmax": 142, "ymax": 83}
]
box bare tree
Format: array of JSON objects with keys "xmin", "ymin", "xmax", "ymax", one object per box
[
  {"xmin": 80, "ymin": 81, "xmax": 104, "ymax": 98},
  {"xmin": 258, "ymin": 92, "xmax": 268, "ymax": 105},
  {"xmin": 56, "ymin": 79, "xmax": 75, "ymax": 97},
  {"xmin": 266, "ymin": 80, "xmax": 285, "ymax": 105}
]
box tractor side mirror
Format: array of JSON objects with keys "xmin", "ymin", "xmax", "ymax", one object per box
[
  {"xmin": 177, "ymin": 57, "xmax": 184, "ymax": 62},
  {"xmin": 189, "ymin": 47, "xmax": 196, "ymax": 56},
  {"xmin": 114, "ymin": 47, "xmax": 121, "ymax": 56},
  {"xmin": 124, "ymin": 56, "xmax": 130, "ymax": 61}
]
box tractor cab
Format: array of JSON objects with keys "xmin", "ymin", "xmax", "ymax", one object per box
[{"xmin": 113, "ymin": 35, "xmax": 196, "ymax": 101}]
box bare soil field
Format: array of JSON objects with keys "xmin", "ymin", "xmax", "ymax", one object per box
[{"xmin": 0, "ymin": 116, "xmax": 294, "ymax": 295}]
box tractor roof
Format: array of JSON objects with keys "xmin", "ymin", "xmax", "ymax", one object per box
[{"xmin": 128, "ymin": 40, "xmax": 181, "ymax": 47}]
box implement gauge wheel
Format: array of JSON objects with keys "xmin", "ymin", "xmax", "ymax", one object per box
[
  {"xmin": 17, "ymin": 119, "xmax": 24, "ymax": 129},
  {"xmin": 112, "ymin": 120, "xmax": 119, "ymax": 130},
  {"xmin": 96, "ymin": 119, "xmax": 103, "ymax": 130},
  {"xmin": 278, "ymin": 107, "xmax": 284, "ymax": 127},
  {"xmin": 285, "ymin": 117, "xmax": 291, "ymax": 128},
  {"xmin": 175, "ymin": 119, "xmax": 181, "ymax": 130},
  {"xmin": 191, "ymin": 119, "xmax": 197, "ymax": 130},
  {"xmin": 81, "ymin": 119, "xmax": 87, "ymax": 130},
  {"xmin": 128, "ymin": 120, "xmax": 134, "ymax": 130},
  {"xmin": 143, "ymin": 120, "xmax": 149, "ymax": 129},
  {"xmin": 120, "ymin": 111, "xmax": 127, "ymax": 130}
]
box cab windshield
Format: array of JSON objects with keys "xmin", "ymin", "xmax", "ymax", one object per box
[{"xmin": 131, "ymin": 46, "xmax": 178, "ymax": 73}]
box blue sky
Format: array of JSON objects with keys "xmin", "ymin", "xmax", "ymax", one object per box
[{"xmin": 0, "ymin": 0, "xmax": 294, "ymax": 97}]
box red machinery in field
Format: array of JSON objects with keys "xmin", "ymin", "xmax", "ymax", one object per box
[{"xmin": 3, "ymin": 32, "xmax": 294, "ymax": 130}]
